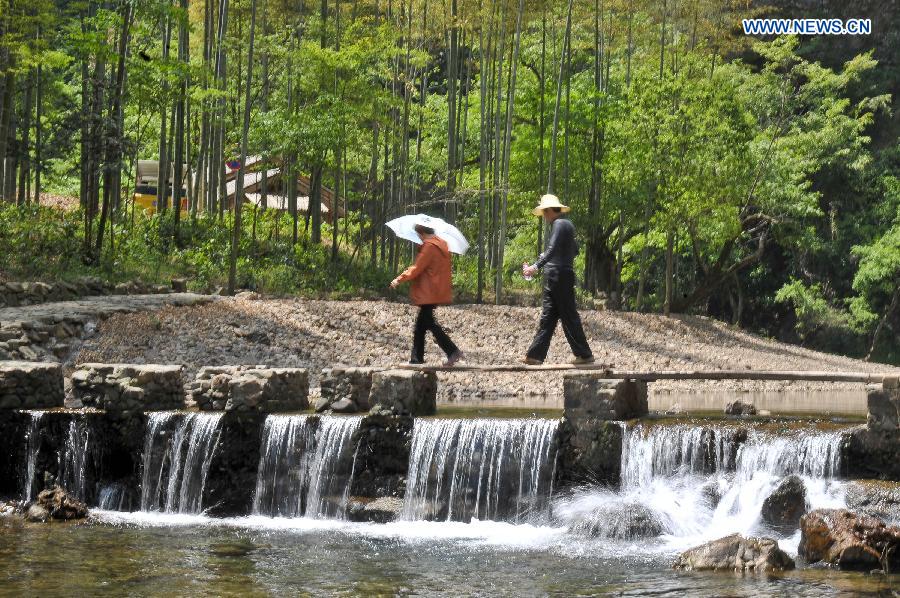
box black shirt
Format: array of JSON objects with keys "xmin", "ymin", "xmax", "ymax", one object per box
[{"xmin": 535, "ymin": 218, "xmax": 578, "ymax": 270}]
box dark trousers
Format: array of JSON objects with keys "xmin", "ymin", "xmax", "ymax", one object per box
[
  {"xmin": 411, "ymin": 305, "xmax": 459, "ymax": 363},
  {"xmin": 526, "ymin": 267, "xmax": 593, "ymax": 361}
]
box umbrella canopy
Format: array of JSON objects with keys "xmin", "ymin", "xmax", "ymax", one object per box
[{"xmin": 385, "ymin": 214, "xmax": 470, "ymax": 255}]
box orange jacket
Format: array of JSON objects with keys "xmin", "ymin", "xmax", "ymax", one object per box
[{"xmin": 396, "ymin": 236, "xmax": 453, "ymax": 306}]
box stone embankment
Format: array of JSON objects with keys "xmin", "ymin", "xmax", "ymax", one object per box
[
  {"xmin": 0, "ymin": 277, "xmax": 180, "ymax": 309},
  {"xmin": 0, "ymin": 292, "xmax": 213, "ymax": 363}
]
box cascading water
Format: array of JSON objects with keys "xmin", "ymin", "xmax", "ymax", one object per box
[
  {"xmin": 140, "ymin": 412, "xmax": 223, "ymax": 514},
  {"xmin": 97, "ymin": 483, "xmax": 130, "ymax": 511},
  {"xmin": 253, "ymin": 414, "xmax": 362, "ymax": 519},
  {"xmin": 22, "ymin": 411, "xmax": 44, "ymax": 502},
  {"xmin": 58, "ymin": 418, "xmax": 92, "ymax": 501},
  {"xmin": 402, "ymin": 418, "xmax": 559, "ymax": 523},
  {"xmin": 556, "ymin": 423, "xmax": 847, "ymax": 549}
]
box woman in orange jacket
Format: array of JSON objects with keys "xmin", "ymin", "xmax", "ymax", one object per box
[{"xmin": 390, "ymin": 224, "xmax": 465, "ymax": 366}]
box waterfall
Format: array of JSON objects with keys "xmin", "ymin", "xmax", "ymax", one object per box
[
  {"xmin": 23, "ymin": 411, "xmax": 44, "ymax": 503},
  {"xmin": 253, "ymin": 414, "xmax": 362, "ymax": 519},
  {"xmin": 402, "ymin": 418, "xmax": 560, "ymax": 523},
  {"xmin": 556, "ymin": 423, "xmax": 846, "ymax": 544},
  {"xmin": 140, "ymin": 412, "xmax": 223, "ymax": 514},
  {"xmin": 97, "ymin": 483, "xmax": 129, "ymax": 511},
  {"xmin": 58, "ymin": 418, "xmax": 92, "ymax": 501},
  {"xmin": 620, "ymin": 424, "xmax": 843, "ymax": 489}
]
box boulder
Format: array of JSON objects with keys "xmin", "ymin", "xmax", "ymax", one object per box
[
  {"xmin": 330, "ymin": 398, "xmax": 358, "ymax": 414},
  {"xmin": 368, "ymin": 369, "xmax": 436, "ymax": 416},
  {"xmin": 347, "ymin": 496, "xmax": 404, "ymax": 523},
  {"xmin": 32, "ymin": 486, "xmax": 89, "ymax": 521},
  {"xmin": 568, "ymin": 502, "xmax": 664, "ymax": 540},
  {"xmin": 25, "ymin": 503, "xmax": 50, "ymax": 523},
  {"xmin": 673, "ymin": 534, "xmax": 795, "ymax": 572},
  {"xmin": 725, "ymin": 400, "xmax": 757, "ymax": 416},
  {"xmin": 844, "ymin": 481, "xmax": 900, "ymax": 523},
  {"xmin": 563, "ymin": 376, "xmax": 648, "ymax": 420},
  {"xmin": 761, "ymin": 475, "xmax": 808, "ymax": 533},
  {"xmin": 799, "ymin": 508, "xmax": 900, "ymax": 571}
]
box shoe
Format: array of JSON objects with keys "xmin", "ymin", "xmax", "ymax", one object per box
[
  {"xmin": 443, "ymin": 350, "xmax": 465, "ymax": 367},
  {"xmin": 522, "ymin": 357, "xmax": 543, "ymax": 365},
  {"xmin": 572, "ymin": 356, "xmax": 596, "ymax": 365},
  {"xmin": 407, "ymin": 360, "xmax": 424, "ymax": 365}
]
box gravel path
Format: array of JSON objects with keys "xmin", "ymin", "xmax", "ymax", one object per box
[{"xmin": 72, "ymin": 296, "xmax": 900, "ymax": 408}]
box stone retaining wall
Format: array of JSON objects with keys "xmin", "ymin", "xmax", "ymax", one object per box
[
  {"xmin": 0, "ymin": 361, "xmax": 64, "ymax": 409},
  {"xmin": 0, "ymin": 292, "xmax": 211, "ymax": 363},
  {"xmin": 70, "ymin": 363, "xmax": 186, "ymax": 412},
  {"xmin": 0, "ymin": 278, "xmax": 176, "ymax": 309},
  {"xmin": 186, "ymin": 366, "xmax": 309, "ymax": 412}
]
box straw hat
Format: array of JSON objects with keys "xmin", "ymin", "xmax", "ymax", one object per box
[{"xmin": 532, "ymin": 193, "xmax": 570, "ymax": 216}]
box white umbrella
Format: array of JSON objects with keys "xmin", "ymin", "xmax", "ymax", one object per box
[{"xmin": 385, "ymin": 214, "xmax": 470, "ymax": 255}]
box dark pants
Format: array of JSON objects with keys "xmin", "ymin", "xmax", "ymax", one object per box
[
  {"xmin": 526, "ymin": 267, "xmax": 593, "ymax": 361},
  {"xmin": 411, "ymin": 305, "xmax": 459, "ymax": 363}
]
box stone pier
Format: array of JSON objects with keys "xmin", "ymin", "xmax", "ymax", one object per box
[
  {"xmin": 843, "ymin": 377, "xmax": 900, "ymax": 481},
  {"xmin": 369, "ymin": 369, "xmax": 437, "ymax": 416},
  {"xmin": 0, "ymin": 361, "xmax": 64, "ymax": 409},
  {"xmin": 317, "ymin": 366, "xmax": 382, "ymax": 413},
  {"xmin": 557, "ymin": 375, "xmax": 649, "ymax": 487},
  {"xmin": 186, "ymin": 365, "xmax": 310, "ymax": 412},
  {"xmin": 70, "ymin": 363, "xmax": 186, "ymax": 412}
]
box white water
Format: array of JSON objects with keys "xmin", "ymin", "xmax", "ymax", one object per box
[
  {"xmin": 402, "ymin": 418, "xmax": 559, "ymax": 523},
  {"xmin": 97, "ymin": 483, "xmax": 130, "ymax": 511},
  {"xmin": 58, "ymin": 418, "xmax": 92, "ymax": 501},
  {"xmin": 140, "ymin": 412, "xmax": 224, "ymax": 514},
  {"xmin": 555, "ymin": 424, "xmax": 848, "ymax": 554},
  {"xmin": 253, "ymin": 414, "xmax": 362, "ymax": 518},
  {"xmin": 22, "ymin": 411, "xmax": 44, "ymax": 502}
]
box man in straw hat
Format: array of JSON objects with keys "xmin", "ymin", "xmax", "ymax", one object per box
[{"xmin": 521, "ymin": 194, "xmax": 595, "ymax": 365}]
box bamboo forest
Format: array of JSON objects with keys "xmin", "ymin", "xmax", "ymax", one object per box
[{"xmin": 1, "ymin": 0, "xmax": 899, "ymax": 363}]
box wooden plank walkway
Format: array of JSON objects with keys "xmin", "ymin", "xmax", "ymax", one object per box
[{"xmin": 395, "ymin": 363, "xmax": 894, "ymax": 384}]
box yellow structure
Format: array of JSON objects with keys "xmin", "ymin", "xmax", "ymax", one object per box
[{"xmin": 133, "ymin": 160, "xmax": 189, "ymax": 215}]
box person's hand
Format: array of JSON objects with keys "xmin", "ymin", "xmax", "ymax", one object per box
[
  {"xmin": 390, "ymin": 278, "xmax": 400, "ymax": 289},
  {"xmin": 522, "ymin": 264, "xmax": 538, "ymax": 278}
]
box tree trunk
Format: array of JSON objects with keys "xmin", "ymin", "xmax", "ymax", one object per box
[
  {"xmin": 546, "ymin": 0, "xmax": 573, "ymax": 195},
  {"xmin": 495, "ymin": 0, "xmax": 525, "ymax": 304},
  {"xmin": 866, "ymin": 285, "xmax": 900, "ymax": 361},
  {"xmin": 228, "ymin": 0, "xmax": 258, "ymax": 295},
  {"xmin": 444, "ymin": 0, "xmax": 458, "ymax": 221},
  {"xmin": 157, "ymin": 10, "xmax": 172, "ymax": 215},
  {"xmin": 172, "ymin": 0, "xmax": 188, "ymax": 245},
  {"xmin": 16, "ymin": 70, "xmax": 33, "ymax": 206}
]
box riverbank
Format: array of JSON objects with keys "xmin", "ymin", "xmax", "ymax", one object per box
[{"xmin": 72, "ymin": 296, "xmax": 900, "ymax": 408}]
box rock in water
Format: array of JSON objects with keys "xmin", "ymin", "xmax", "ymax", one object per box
[
  {"xmin": 33, "ymin": 486, "xmax": 88, "ymax": 521},
  {"xmin": 25, "ymin": 503, "xmax": 50, "ymax": 523},
  {"xmin": 724, "ymin": 400, "xmax": 757, "ymax": 416},
  {"xmin": 673, "ymin": 534, "xmax": 795, "ymax": 572},
  {"xmin": 347, "ymin": 496, "xmax": 404, "ymax": 523},
  {"xmin": 329, "ymin": 398, "xmax": 358, "ymax": 414},
  {"xmin": 568, "ymin": 502, "xmax": 665, "ymax": 540},
  {"xmin": 799, "ymin": 509, "xmax": 900, "ymax": 571},
  {"xmin": 761, "ymin": 475, "xmax": 808, "ymax": 533}
]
